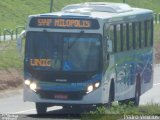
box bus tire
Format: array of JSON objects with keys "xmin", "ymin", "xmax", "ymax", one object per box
[
  {"xmin": 107, "ymin": 80, "xmax": 115, "ymax": 107},
  {"xmin": 63, "ymin": 105, "xmax": 84, "ymax": 114},
  {"xmin": 131, "ymin": 76, "xmax": 141, "ymax": 106},
  {"xmin": 35, "ymin": 103, "xmax": 47, "ymax": 114}
]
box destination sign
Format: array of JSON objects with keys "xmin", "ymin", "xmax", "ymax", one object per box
[
  {"xmin": 29, "ymin": 17, "xmax": 99, "ymax": 29},
  {"xmin": 30, "ymin": 59, "xmax": 52, "ymax": 67}
]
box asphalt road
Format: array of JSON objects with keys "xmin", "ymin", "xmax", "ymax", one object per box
[{"xmin": 0, "ymin": 64, "xmax": 160, "ymax": 119}]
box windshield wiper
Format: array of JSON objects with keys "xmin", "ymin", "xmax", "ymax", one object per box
[{"xmin": 68, "ymin": 31, "xmax": 84, "ymax": 49}]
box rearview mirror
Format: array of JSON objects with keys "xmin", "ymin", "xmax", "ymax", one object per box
[{"xmin": 17, "ymin": 30, "xmax": 26, "ymax": 56}]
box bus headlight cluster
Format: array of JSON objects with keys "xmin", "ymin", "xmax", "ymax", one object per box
[
  {"xmin": 86, "ymin": 82, "xmax": 100, "ymax": 94},
  {"xmin": 24, "ymin": 79, "xmax": 37, "ymax": 92}
]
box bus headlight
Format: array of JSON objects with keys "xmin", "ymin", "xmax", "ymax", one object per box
[
  {"xmin": 95, "ymin": 82, "xmax": 100, "ymax": 88},
  {"xmin": 24, "ymin": 79, "xmax": 31, "ymax": 85},
  {"xmin": 29, "ymin": 83, "xmax": 37, "ymax": 92},
  {"xmin": 86, "ymin": 82, "xmax": 101, "ymax": 94},
  {"xmin": 87, "ymin": 85, "xmax": 94, "ymax": 94}
]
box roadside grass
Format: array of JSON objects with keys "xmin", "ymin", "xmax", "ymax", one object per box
[
  {"xmin": 0, "ymin": 0, "xmax": 50, "ymax": 29},
  {"xmin": 154, "ymin": 24, "xmax": 160, "ymax": 43},
  {"xmin": 154, "ymin": 24, "xmax": 160, "ymax": 63},
  {"xmin": 82, "ymin": 103, "xmax": 160, "ymax": 120},
  {"xmin": 138, "ymin": 103, "xmax": 160, "ymax": 114},
  {"xmin": 0, "ymin": 40, "xmax": 22, "ymax": 70},
  {"xmin": 0, "ymin": 0, "xmax": 160, "ymax": 30},
  {"xmin": 0, "ymin": 40, "xmax": 23, "ymax": 90}
]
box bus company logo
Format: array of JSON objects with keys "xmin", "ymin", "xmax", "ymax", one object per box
[
  {"xmin": 30, "ymin": 59, "xmax": 52, "ymax": 67},
  {"xmin": 56, "ymin": 79, "xmax": 67, "ymax": 82}
]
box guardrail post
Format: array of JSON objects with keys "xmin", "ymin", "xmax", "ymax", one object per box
[
  {"xmin": 3, "ymin": 29, "xmax": 6, "ymax": 41},
  {"xmin": 16, "ymin": 26, "xmax": 25, "ymax": 39},
  {"xmin": 154, "ymin": 13, "xmax": 158, "ymax": 24},
  {"xmin": 159, "ymin": 13, "xmax": 160, "ymax": 24},
  {"xmin": 16, "ymin": 28, "xmax": 18, "ymax": 40},
  {"xmin": 0, "ymin": 29, "xmax": 1, "ymax": 42},
  {"xmin": 10, "ymin": 29, "xmax": 14, "ymax": 40}
]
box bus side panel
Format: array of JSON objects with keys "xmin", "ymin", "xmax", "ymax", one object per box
[
  {"xmin": 136, "ymin": 48, "xmax": 153, "ymax": 95},
  {"xmin": 114, "ymin": 47, "xmax": 153, "ymax": 101},
  {"xmin": 114, "ymin": 51, "xmax": 135, "ymax": 101}
]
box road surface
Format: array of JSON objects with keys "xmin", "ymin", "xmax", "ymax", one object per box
[
  {"xmin": 0, "ymin": 65, "xmax": 160, "ymax": 119},
  {"xmin": 140, "ymin": 64, "xmax": 160, "ymax": 104}
]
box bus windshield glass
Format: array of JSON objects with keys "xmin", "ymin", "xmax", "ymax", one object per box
[{"xmin": 26, "ymin": 32, "xmax": 101, "ymax": 72}]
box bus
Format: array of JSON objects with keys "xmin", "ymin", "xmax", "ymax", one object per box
[{"xmin": 17, "ymin": 2, "xmax": 154, "ymax": 114}]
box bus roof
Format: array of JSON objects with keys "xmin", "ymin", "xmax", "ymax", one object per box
[
  {"xmin": 29, "ymin": 2, "xmax": 153, "ymax": 22},
  {"xmin": 62, "ymin": 2, "xmax": 133, "ymax": 13}
]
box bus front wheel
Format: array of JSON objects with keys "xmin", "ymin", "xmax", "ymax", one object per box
[
  {"xmin": 107, "ymin": 81, "xmax": 115, "ymax": 107},
  {"xmin": 35, "ymin": 103, "xmax": 47, "ymax": 114}
]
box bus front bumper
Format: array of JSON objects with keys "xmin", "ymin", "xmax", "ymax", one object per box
[{"xmin": 23, "ymin": 85, "xmax": 109, "ymax": 105}]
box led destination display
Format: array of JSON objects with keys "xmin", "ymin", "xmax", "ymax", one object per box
[{"xmin": 29, "ymin": 17, "xmax": 100, "ymax": 29}]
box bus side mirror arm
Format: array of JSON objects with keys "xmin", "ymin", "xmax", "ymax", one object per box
[
  {"xmin": 107, "ymin": 39, "xmax": 112, "ymax": 53},
  {"xmin": 17, "ymin": 30, "xmax": 26, "ymax": 54}
]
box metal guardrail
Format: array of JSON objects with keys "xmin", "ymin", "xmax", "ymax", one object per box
[
  {"xmin": 0, "ymin": 29, "xmax": 1, "ymax": 42},
  {"xmin": 0, "ymin": 26, "xmax": 24, "ymax": 42},
  {"xmin": 15, "ymin": 26, "xmax": 25, "ymax": 39},
  {"xmin": 3, "ymin": 29, "xmax": 14, "ymax": 40}
]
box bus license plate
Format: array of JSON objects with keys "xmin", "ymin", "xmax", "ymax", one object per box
[{"xmin": 54, "ymin": 94, "xmax": 68, "ymax": 100}]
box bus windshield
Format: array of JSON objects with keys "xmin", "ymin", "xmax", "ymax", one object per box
[{"xmin": 26, "ymin": 32, "xmax": 102, "ymax": 72}]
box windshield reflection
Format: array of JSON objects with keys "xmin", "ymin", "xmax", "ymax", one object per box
[{"xmin": 26, "ymin": 32, "xmax": 101, "ymax": 72}]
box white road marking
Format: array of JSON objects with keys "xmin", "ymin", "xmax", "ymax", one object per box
[
  {"xmin": 153, "ymin": 82, "xmax": 160, "ymax": 86},
  {"xmin": 13, "ymin": 109, "xmax": 36, "ymax": 114},
  {"xmin": 12, "ymin": 106, "xmax": 62, "ymax": 114}
]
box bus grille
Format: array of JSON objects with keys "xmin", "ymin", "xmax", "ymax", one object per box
[{"xmin": 37, "ymin": 90, "xmax": 85, "ymax": 100}]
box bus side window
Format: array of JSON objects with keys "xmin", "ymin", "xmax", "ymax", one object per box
[
  {"xmin": 109, "ymin": 25, "xmax": 115, "ymax": 52},
  {"xmin": 123, "ymin": 24, "xmax": 127, "ymax": 51},
  {"xmin": 138, "ymin": 22, "xmax": 142, "ymax": 48},
  {"xmin": 144, "ymin": 20, "xmax": 148, "ymax": 47},
  {"xmin": 135, "ymin": 22, "xmax": 139, "ymax": 49},
  {"xmin": 114, "ymin": 25, "xmax": 117, "ymax": 52},
  {"xmin": 146, "ymin": 20, "xmax": 153, "ymax": 47},
  {"xmin": 150, "ymin": 19, "xmax": 154, "ymax": 46},
  {"xmin": 129, "ymin": 23, "xmax": 133, "ymax": 50},
  {"xmin": 116, "ymin": 24, "xmax": 121, "ymax": 52},
  {"xmin": 132, "ymin": 22, "xmax": 136, "ymax": 49},
  {"xmin": 103, "ymin": 24, "xmax": 110, "ymax": 70},
  {"xmin": 103, "ymin": 24, "xmax": 108, "ymax": 54},
  {"xmin": 141, "ymin": 21, "xmax": 145, "ymax": 48},
  {"xmin": 126, "ymin": 23, "xmax": 130, "ymax": 50},
  {"xmin": 120, "ymin": 24, "xmax": 123, "ymax": 51}
]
